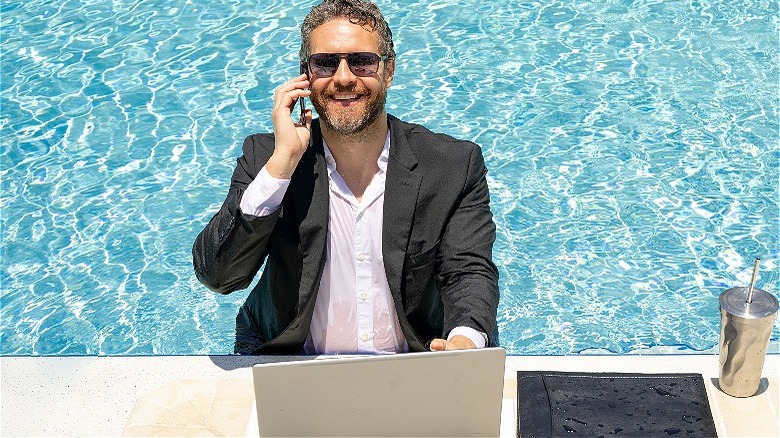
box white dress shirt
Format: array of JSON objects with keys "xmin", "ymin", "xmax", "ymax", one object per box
[{"xmin": 239, "ymin": 133, "xmax": 485, "ymax": 354}]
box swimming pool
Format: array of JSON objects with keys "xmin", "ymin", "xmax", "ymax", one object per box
[{"xmin": 1, "ymin": 0, "xmax": 778, "ymax": 355}]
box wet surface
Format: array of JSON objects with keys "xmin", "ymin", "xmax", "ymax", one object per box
[{"xmin": 517, "ymin": 372, "xmax": 718, "ymax": 436}]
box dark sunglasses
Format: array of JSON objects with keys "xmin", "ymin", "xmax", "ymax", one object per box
[{"xmin": 307, "ymin": 52, "xmax": 388, "ymax": 77}]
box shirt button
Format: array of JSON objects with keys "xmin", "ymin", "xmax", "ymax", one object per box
[
  {"xmin": 357, "ymin": 252, "xmax": 366, "ymax": 261},
  {"xmin": 361, "ymin": 333, "xmax": 370, "ymax": 341},
  {"xmin": 359, "ymin": 292, "xmax": 368, "ymax": 301}
]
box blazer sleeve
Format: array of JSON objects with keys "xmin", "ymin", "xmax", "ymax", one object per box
[
  {"xmin": 192, "ymin": 134, "xmax": 279, "ymax": 294},
  {"xmin": 436, "ymin": 144, "xmax": 500, "ymax": 346}
]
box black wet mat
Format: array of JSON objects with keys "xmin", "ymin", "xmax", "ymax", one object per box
[{"xmin": 517, "ymin": 372, "xmax": 718, "ymax": 437}]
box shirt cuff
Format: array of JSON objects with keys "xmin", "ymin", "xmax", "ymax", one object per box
[
  {"xmin": 447, "ymin": 326, "xmax": 487, "ymax": 349},
  {"xmin": 239, "ymin": 166, "xmax": 290, "ymax": 217}
]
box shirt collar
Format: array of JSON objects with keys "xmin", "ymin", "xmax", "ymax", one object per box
[{"xmin": 322, "ymin": 131, "xmax": 391, "ymax": 175}]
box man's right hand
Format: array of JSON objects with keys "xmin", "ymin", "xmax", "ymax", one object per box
[{"xmin": 266, "ymin": 74, "xmax": 312, "ymax": 179}]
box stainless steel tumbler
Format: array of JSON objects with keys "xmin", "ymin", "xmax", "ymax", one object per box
[{"xmin": 718, "ymin": 286, "xmax": 778, "ymax": 397}]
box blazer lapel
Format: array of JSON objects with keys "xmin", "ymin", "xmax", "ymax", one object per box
[
  {"xmin": 383, "ymin": 116, "xmax": 423, "ymax": 346},
  {"xmin": 293, "ymin": 120, "xmax": 329, "ymax": 315}
]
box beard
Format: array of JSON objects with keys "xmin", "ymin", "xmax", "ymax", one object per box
[{"xmin": 310, "ymin": 84, "xmax": 387, "ymax": 136}]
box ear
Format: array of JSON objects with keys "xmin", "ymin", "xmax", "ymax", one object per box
[{"xmin": 383, "ymin": 57, "xmax": 395, "ymax": 88}]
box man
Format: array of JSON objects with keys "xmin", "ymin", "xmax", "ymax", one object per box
[{"xmin": 192, "ymin": 0, "xmax": 498, "ymax": 355}]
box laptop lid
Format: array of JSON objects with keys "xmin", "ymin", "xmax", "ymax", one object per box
[{"xmin": 252, "ymin": 347, "xmax": 506, "ymax": 437}]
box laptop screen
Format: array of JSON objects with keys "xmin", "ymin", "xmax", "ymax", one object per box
[{"xmin": 252, "ymin": 348, "xmax": 506, "ymax": 437}]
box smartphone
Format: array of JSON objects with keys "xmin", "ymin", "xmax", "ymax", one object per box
[{"xmin": 298, "ymin": 62, "xmax": 307, "ymax": 125}]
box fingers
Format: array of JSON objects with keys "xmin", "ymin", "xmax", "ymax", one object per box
[
  {"xmin": 273, "ymin": 74, "xmax": 310, "ymax": 115},
  {"xmin": 271, "ymin": 76, "xmax": 311, "ymax": 140},
  {"xmin": 266, "ymin": 75, "xmax": 313, "ymax": 178},
  {"xmin": 429, "ymin": 339, "xmax": 447, "ymax": 351},
  {"xmin": 429, "ymin": 336, "xmax": 477, "ymax": 352}
]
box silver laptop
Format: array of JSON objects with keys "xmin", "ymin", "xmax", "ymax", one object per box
[{"xmin": 251, "ymin": 347, "xmax": 506, "ymax": 437}]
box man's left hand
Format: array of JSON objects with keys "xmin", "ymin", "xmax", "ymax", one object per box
[{"xmin": 429, "ymin": 335, "xmax": 476, "ymax": 351}]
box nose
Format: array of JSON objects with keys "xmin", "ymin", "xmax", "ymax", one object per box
[{"xmin": 332, "ymin": 57, "xmax": 357, "ymax": 87}]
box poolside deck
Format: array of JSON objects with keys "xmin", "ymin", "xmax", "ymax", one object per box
[{"xmin": 1, "ymin": 354, "xmax": 778, "ymax": 437}]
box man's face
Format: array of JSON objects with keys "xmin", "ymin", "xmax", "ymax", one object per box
[{"xmin": 307, "ymin": 19, "xmax": 394, "ymax": 135}]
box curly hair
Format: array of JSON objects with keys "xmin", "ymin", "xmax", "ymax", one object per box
[{"xmin": 299, "ymin": 0, "xmax": 395, "ymax": 63}]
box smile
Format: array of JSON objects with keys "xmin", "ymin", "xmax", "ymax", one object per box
[{"xmin": 329, "ymin": 94, "xmax": 363, "ymax": 105}]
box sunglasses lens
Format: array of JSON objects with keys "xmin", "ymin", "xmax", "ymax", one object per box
[
  {"xmin": 308, "ymin": 53, "xmax": 382, "ymax": 77},
  {"xmin": 346, "ymin": 53, "xmax": 380, "ymax": 76},
  {"xmin": 309, "ymin": 54, "xmax": 340, "ymax": 76}
]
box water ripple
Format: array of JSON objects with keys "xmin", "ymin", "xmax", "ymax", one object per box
[{"xmin": 1, "ymin": 0, "xmax": 778, "ymax": 355}]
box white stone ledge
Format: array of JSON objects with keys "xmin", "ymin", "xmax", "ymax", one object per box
[{"xmin": 1, "ymin": 354, "xmax": 777, "ymax": 437}]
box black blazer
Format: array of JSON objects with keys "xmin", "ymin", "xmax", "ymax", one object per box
[{"xmin": 192, "ymin": 115, "xmax": 499, "ymax": 354}]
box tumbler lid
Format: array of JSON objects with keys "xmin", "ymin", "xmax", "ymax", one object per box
[{"xmin": 720, "ymin": 287, "xmax": 779, "ymax": 319}]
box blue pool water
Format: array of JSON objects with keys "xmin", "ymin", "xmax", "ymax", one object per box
[{"xmin": 1, "ymin": 0, "xmax": 778, "ymax": 355}]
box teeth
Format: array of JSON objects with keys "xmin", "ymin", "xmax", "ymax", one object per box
[{"xmin": 333, "ymin": 94, "xmax": 358, "ymax": 100}]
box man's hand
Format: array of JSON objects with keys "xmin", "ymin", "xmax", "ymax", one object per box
[
  {"xmin": 266, "ymin": 74, "xmax": 312, "ymax": 179},
  {"xmin": 429, "ymin": 335, "xmax": 476, "ymax": 351}
]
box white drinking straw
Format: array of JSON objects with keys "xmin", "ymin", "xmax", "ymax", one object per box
[{"xmin": 746, "ymin": 257, "xmax": 760, "ymax": 304}]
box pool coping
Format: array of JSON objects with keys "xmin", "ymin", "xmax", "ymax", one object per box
[{"xmin": 2, "ymin": 354, "xmax": 778, "ymax": 437}]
